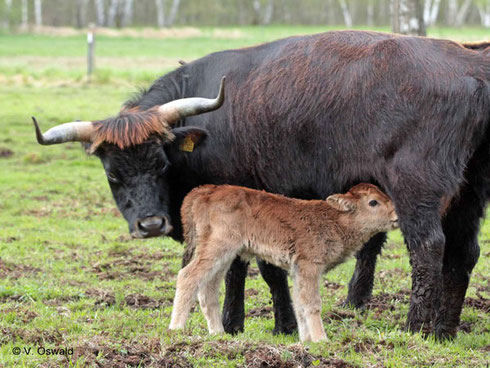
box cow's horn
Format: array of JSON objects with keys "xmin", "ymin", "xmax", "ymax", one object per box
[
  {"xmin": 157, "ymin": 76, "xmax": 226, "ymax": 123},
  {"xmin": 32, "ymin": 117, "xmax": 95, "ymax": 145}
]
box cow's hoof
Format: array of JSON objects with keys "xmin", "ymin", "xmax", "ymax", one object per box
[
  {"xmin": 272, "ymin": 321, "xmax": 297, "ymax": 335},
  {"xmin": 433, "ymin": 325, "xmax": 457, "ymax": 341},
  {"xmin": 342, "ymin": 297, "xmax": 367, "ymax": 311},
  {"xmin": 405, "ymin": 320, "xmax": 432, "ymax": 336},
  {"xmin": 223, "ymin": 320, "xmax": 244, "ymax": 335}
]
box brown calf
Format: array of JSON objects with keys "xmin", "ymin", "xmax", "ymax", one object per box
[{"xmin": 169, "ymin": 183, "xmax": 398, "ymax": 342}]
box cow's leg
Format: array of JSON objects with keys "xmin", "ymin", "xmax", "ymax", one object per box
[
  {"xmin": 391, "ymin": 190, "xmax": 445, "ymax": 334},
  {"xmin": 257, "ymin": 259, "xmax": 297, "ymax": 335},
  {"xmin": 222, "ymin": 257, "xmax": 248, "ymax": 334},
  {"xmin": 434, "ymin": 187, "xmax": 483, "ymax": 339},
  {"xmin": 344, "ymin": 232, "xmax": 386, "ymax": 308}
]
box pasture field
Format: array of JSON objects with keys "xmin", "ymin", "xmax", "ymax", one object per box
[{"xmin": 0, "ymin": 26, "xmax": 489, "ymax": 367}]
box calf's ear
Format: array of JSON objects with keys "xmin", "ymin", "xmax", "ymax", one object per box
[
  {"xmin": 326, "ymin": 194, "xmax": 356, "ymax": 212},
  {"xmin": 169, "ymin": 126, "xmax": 208, "ymax": 153}
]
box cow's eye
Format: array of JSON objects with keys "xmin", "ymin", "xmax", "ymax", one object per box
[
  {"xmin": 107, "ymin": 172, "xmax": 120, "ymax": 184},
  {"xmin": 161, "ymin": 162, "xmax": 170, "ymax": 174},
  {"xmin": 369, "ymin": 200, "xmax": 378, "ymax": 207}
]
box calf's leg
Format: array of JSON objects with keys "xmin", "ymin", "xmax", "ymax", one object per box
[
  {"xmin": 434, "ymin": 186, "xmax": 483, "ymax": 339},
  {"xmin": 291, "ymin": 271, "xmax": 310, "ymax": 342},
  {"xmin": 257, "ymin": 259, "xmax": 298, "ymax": 335},
  {"xmin": 292, "ymin": 262, "xmax": 325, "ymax": 342},
  {"xmin": 170, "ymin": 246, "xmax": 231, "ymax": 330},
  {"xmin": 169, "ymin": 259, "xmax": 203, "ymax": 330},
  {"xmin": 344, "ymin": 233, "xmax": 386, "ymax": 308},
  {"xmin": 199, "ymin": 267, "xmax": 230, "ymax": 334}
]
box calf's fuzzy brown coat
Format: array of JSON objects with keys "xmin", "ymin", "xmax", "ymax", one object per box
[{"xmin": 169, "ymin": 183, "xmax": 398, "ymax": 342}]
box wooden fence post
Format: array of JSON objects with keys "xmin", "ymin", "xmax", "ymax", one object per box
[{"xmin": 87, "ymin": 23, "xmax": 96, "ymax": 82}]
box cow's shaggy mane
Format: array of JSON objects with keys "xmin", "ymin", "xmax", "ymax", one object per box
[{"xmin": 92, "ymin": 107, "xmax": 174, "ymax": 150}]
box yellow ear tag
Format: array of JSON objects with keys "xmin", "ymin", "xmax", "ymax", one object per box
[{"xmin": 180, "ymin": 135, "xmax": 195, "ymax": 152}]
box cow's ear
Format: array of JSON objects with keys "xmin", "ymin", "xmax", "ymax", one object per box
[
  {"xmin": 170, "ymin": 126, "xmax": 208, "ymax": 153},
  {"xmin": 326, "ymin": 194, "xmax": 356, "ymax": 212},
  {"xmin": 82, "ymin": 142, "xmax": 95, "ymax": 155}
]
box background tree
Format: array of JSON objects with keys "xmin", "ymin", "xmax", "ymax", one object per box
[
  {"xmin": 94, "ymin": 0, "xmax": 105, "ymax": 26},
  {"xmin": 21, "ymin": 0, "xmax": 27, "ymax": 28},
  {"xmin": 424, "ymin": 0, "xmax": 441, "ymax": 26},
  {"xmin": 1, "ymin": 0, "xmax": 488, "ymax": 31},
  {"xmin": 475, "ymin": 0, "xmax": 490, "ymax": 27},
  {"xmin": 2, "ymin": 0, "xmax": 12, "ymax": 29},
  {"xmin": 392, "ymin": 0, "xmax": 426, "ymax": 35},
  {"xmin": 34, "ymin": 0, "xmax": 42, "ymax": 26},
  {"xmin": 338, "ymin": 0, "xmax": 353, "ymax": 27}
]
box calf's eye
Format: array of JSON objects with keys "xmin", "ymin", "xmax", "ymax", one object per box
[{"xmin": 368, "ymin": 200, "xmax": 378, "ymax": 207}]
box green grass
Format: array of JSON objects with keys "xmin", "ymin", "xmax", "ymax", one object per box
[
  {"xmin": 0, "ymin": 25, "xmax": 488, "ymax": 87},
  {"xmin": 0, "ymin": 26, "xmax": 489, "ymax": 367}
]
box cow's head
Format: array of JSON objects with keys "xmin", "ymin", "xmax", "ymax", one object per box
[{"xmin": 33, "ymin": 77, "xmax": 225, "ymax": 239}]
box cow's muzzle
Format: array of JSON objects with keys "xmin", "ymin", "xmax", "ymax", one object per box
[{"xmin": 132, "ymin": 216, "xmax": 173, "ymax": 238}]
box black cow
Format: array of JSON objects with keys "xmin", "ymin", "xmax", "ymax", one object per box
[{"xmin": 33, "ymin": 31, "xmax": 490, "ymax": 339}]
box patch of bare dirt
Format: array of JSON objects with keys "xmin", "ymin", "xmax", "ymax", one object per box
[
  {"xmin": 247, "ymin": 306, "xmax": 273, "ymax": 318},
  {"xmin": 0, "ymin": 294, "xmax": 28, "ymax": 303},
  {"xmin": 84, "ymin": 289, "xmax": 170, "ymax": 309},
  {"xmin": 85, "ymin": 288, "xmax": 116, "ymax": 307},
  {"xmin": 324, "ymin": 281, "xmax": 344, "ymax": 291},
  {"xmin": 378, "ymin": 268, "xmax": 406, "ymax": 278},
  {"xmin": 0, "ymin": 147, "xmax": 13, "ymax": 158},
  {"xmin": 0, "ymin": 258, "xmax": 40, "ymax": 279},
  {"xmin": 364, "ymin": 290, "xmax": 410, "ymax": 314},
  {"xmin": 43, "ymin": 294, "xmax": 82, "ymax": 307},
  {"xmin": 71, "ymin": 336, "xmax": 164, "ymax": 368},
  {"xmin": 90, "ymin": 250, "xmax": 172, "ymax": 281},
  {"xmin": 465, "ymin": 295, "xmax": 490, "ymax": 313},
  {"xmin": 342, "ymin": 337, "xmax": 394, "ymax": 354},
  {"xmin": 245, "ymin": 288, "xmax": 259, "ymax": 297},
  {"xmin": 459, "ymin": 321, "xmax": 473, "ymax": 333},
  {"xmin": 243, "ymin": 343, "xmax": 355, "ymax": 368},
  {"xmin": 69, "ymin": 337, "xmax": 355, "ymax": 368},
  {"xmin": 165, "ymin": 340, "xmax": 356, "ymax": 368},
  {"xmin": 248, "ymin": 266, "xmax": 260, "ymax": 278},
  {"xmin": 382, "ymin": 253, "xmax": 402, "ymax": 260},
  {"xmin": 124, "ymin": 293, "xmax": 169, "ymax": 309},
  {"xmin": 0, "ymin": 236, "xmax": 18, "ymax": 243},
  {"xmin": 0, "ymin": 327, "xmax": 63, "ymax": 345},
  {"xmin": 324, "ymin": 309, "xmax": 360, "ymax": 326},
  {"xmin": 0, "ymin": 306, "xmax": 38, "ymax": 323}
]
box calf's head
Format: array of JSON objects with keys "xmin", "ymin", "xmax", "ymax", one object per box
[
  {"xmin": 327, "ymin": 183, "xmax": 399, "ymax": 234},
  {"xmin": 32, "ymin": 77, "xmax": 225, "ymax": 239}
]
